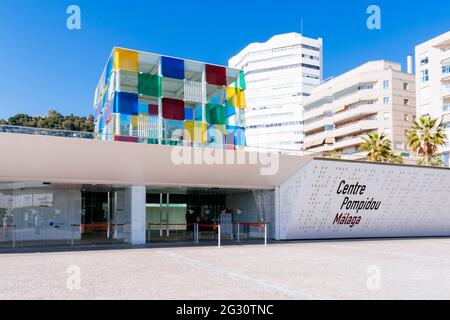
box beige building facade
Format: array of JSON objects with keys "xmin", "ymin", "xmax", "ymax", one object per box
[
  {"xmin": 415, "ymin": 31, "xmax": 450, "ymax": 165},
  {"xmin": 302, "ymin": 61, "xmax": 416, "ymax": 158}
]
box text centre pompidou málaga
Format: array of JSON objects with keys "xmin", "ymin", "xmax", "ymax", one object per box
[{"xmin": 93, "ymin": 48, "xmax": 247, "ymax": 149}]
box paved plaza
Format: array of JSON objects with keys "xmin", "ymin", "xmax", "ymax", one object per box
[{"xmin": 1, "ymin": 238, "xmax": 450, "ymax": 300}]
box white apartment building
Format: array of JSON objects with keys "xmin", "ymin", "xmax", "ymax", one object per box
[
  {"xmin": 229, "ymin": 33, "xmax": 323, "ymax": 151},
  {"xmin": 415, "ymin": 31, "xmax": 450, "ymax": 165},
  {"xmin": 302, "ymin": 60, "xmax": 416, "ymax": 158}
]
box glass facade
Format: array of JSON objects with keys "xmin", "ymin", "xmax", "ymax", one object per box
[
  {"xmin": 146, "ymin": 187, "xmax": 274, "ymax": 243},
  {"xmin": 93, "ymin": 48, "xmax": 247, "ymax": 149},
  {"xmin": 0, "ymin": 182, "xmax": 131, "ymax": 249},
  {"xmin": 0, "ymin": 182, "xmax": 274, "ymax": 249}
]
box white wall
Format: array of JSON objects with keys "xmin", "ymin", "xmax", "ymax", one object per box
[{"xmin": 278, "ymin": 159, "xmax": 450, "ymax": 240}]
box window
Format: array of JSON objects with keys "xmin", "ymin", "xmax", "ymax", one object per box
[
  {"xmin": 420, "ymin": 57, "xmax": 429, "ymax": 65},
  {"xmin": 383, "ymin": 112, "xmax": 391, "ymax": 120},
  {"xmin": 395, "ymin": 142, "xmax": 405, "ymax": 150},
  {"xmin": 443, "ymin": 66, "xmax": 450, "ymax": 74},
  {"xmin": 420, "ymin": 69, "xmax": 429, "ymax": 83},
  {"xmin": 404, "ymin": 114, "xmax": 410, "ymax": 121},
  {"xmin": 443, "ymin": 103, "xmax": 450, "ymax": 113},
  {"xmin": 383, "ymin": 97, "xmax": 390, "ymax": 105},
  {"xmin": 403, "ymin": 99, "xmax": 409, "ymax": 105},
  {"xmin": 324, "ymin": 125, "xmax": 334, "ymax": 131},
  {"xmin": 413, "ymin": 115, "xmax": 417, "ymax": 122},
  {"xmin": 403, "ymin": 82, "xmax": 409, "ymax": 90},
  {"xmin": 419, "ymin": 88, "xmax": 430, "ymax": 100},
  {"xmin": 383, "ymin": 80, "xmax": 390, "ymax": 89}
]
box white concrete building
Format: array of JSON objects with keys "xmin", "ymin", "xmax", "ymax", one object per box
[
  {"xmin": 302, "ymin": 61, "xmax": 416, "ymax": 158},
  {"xmin": 229, "ymin": 33, "xmax": 323, "ymax": 151},
  {"xmin": 415, "ymin": 31, "xmax": 450, "ymax": 165}
]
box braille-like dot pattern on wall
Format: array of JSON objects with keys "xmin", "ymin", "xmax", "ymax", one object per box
[{"xmin": 279, "ymin": 160, "xmax": 450, "ymax": 240}]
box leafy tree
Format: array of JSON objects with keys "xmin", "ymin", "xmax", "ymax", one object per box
[
  {"xmin": 387, "ymin": 154, "xmax": 404, "ymax": 164},
  {"xmin": 406, "ymin": 116, "xmax": 447, "ymax": 166},
  {"xmin": 323, "ymin": 150, "xmax": 342, "ymax": 159},
  {"xmin": 0, "ymin": 110, "xmax": 95, "ymax": 132},
  {"xmin": 418, "ymin": 155, "xmax": 444, "ymax": 167}
]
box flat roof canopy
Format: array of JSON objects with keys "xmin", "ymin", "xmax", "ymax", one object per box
[{"xmin": 0, "ymin": 133, "xmax": 312, "ymax": 189}]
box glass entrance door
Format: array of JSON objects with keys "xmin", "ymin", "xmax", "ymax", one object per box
[
  {"xmin": 146, "ymin": 193, "xmax": 189, "ymax": 242},
  {"xmin": 80, "ymin": 190, "xmax": 123, "ymax": 245}
]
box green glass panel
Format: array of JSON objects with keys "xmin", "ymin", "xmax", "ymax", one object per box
[
  {"xmin": 138, "ymin": 73, "xmax": 162, "ymax": 97},
  {"xmin": 147, "ymin": 138, "xmax": 159, "ymax": 145},
  {"xmin": 206, "ymin": 103, "xmax": 226, "ymax": 125},
  {"xmin": 239, "ymin": 70, "xmax": 246, "ymax": 90}
]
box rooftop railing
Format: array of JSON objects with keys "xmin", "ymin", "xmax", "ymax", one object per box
[{"xmin": 0, "ymin": 125, "xmax": 94, "ymax": 139}]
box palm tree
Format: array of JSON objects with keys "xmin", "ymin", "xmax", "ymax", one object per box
[
  {"xmin": 406, "ymin": 116, "xmax": 447, "ymax": 166},
  {"xmin": 361, "ymin": 133, "xmax": 393, "ymax": 162}
]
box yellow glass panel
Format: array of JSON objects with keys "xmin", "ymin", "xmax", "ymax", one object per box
[
  {"xmin": 184, "ymin": 121, "xmax": 195, "ymax": 142},
  {"xmin": 226, "ymin": 87, "xmax": 238, "ymax": 107},
  {"xmin": 131, "ymin": 115, "xmax": 139, "ymax": 128},
  {"xmin": 113, "ymin": 48, "xmax": 138, "ymax": 73},
  {"xmin": 226, "ymin": 87, "xmax": 246, "ymax": 108},
  {"xmin": 194, "ymin": 121, "xmax": 206, "ymax": 143},
  {"xmin": 238, "ymin": 90, "xmax": 246, "ymax": 109}
]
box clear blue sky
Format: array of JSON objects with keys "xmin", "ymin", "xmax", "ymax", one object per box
[{"xmin": 0, "ymin": 0, "xmax": 449, "ymax": 119}]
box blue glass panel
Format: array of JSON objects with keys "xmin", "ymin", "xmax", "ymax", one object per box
[
  {"xmin": 235, "ymin": 126, "xmax": 246, "ymax": 146},
  {"xmin": 105, "ymin": 55, "xmax": 113, "ymax": 85},
  {"xmin": 161, "ymin": 56, "xmax": 185, "ymax": 80},
  {"xmin": 195, "ymin": 105, "xmax": 202, "ymax": 121},
  {"xmin": 114, "ymin": 92, "xmax": 139, "ymax": 115},
  {"xmin": 138, "ymin": 103, "xmax": 149, "ymax": 115},
  {"xmin": 226, "ymin": 106, "xmax": 236, "ymax": 118},
  {"xmin": 185, "ymin": 108, "xmax": 194, "ymax": 120},
  {"xmin": 225, "ymin": 125, "xmax": 246, "ymax": 146}
]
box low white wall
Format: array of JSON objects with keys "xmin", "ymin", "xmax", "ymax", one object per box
[{"xmin": 278, "ymin": 159, "xmax": 450, "ymax": 240}]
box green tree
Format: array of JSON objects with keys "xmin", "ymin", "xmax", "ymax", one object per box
[
  {"xmin": 0, "ymin": 110, "xmax": 95, "ymax": 132},
  {"xmin": 406, "ymin": 116, "xmax": 447, "ymax": 166},
  {"xmin": 387, "ymin": 154, "xmax": 404, "ymax": 164},
  {"xmin": 323, "ymin": 150, "xmax": 342, "ymax": 159},
  {"xmin": 361, "ymin": 132, "xmax": 394, "ymax": 162}
]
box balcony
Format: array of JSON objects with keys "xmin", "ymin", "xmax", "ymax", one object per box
[
  {"xmin": 440, "ymin": 49, "xmax": 450, "ymax": 65},
  {"xmin": 333, "ymin": 120, "xmax": 378, "ymax": 138},
  {"xmin": 334, "ymin": 136, "xmax": 365, "ymax": 149},
  {"xmin": 443, "ymin": 84, "xmax": 450, "ymax": 99},
  {"xmin": 303, "ymin": 104, "xmax": 330, "ymax": 120},
  {"xmin": 331, "ymin": 91, "xmax": 379, "ymax": 112},
  {"xmin": 333, "ymin": 103, "xmax": 378, "ymax": 124},
  {"xmin": 303, "ymin": 144, "xmax": 335, "ymax": 153},
  {"xmin": 303, "ymin": 117, "xmax": 331, "ymax": 133},
  {"xmin": 442, "ymin": 64, "xmax": 450, "ymax": 84}
]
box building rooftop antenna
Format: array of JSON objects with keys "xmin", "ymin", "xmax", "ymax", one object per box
[{"xmin": 301, "ymin": 17, "xmax": 304, "ymax": 35}]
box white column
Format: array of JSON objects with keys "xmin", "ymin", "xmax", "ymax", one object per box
[
  {"xmin": 274, "ymin": 186, "xmax": 281, "ymax": 241},
  {"xmin": 130, "ymin": 186, "xmax": 146, "ymax": 245}
]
